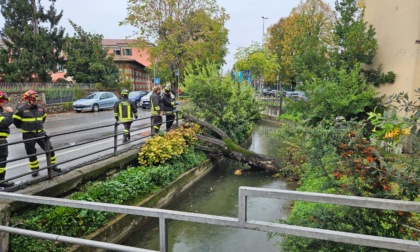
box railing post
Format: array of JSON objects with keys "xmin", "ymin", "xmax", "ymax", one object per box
[
  {"xmin": 113, "ymin": 122, "xmax": 118, "ymax": 155},
  {"xmin": 175, "ymin": 110, "xmax": 179, "ymax": 127},
  {"xmin": 238, "ymin": 187, "xmax": 247, "ymax": 224},
  {"xmin": 45, "ymin": 134, "xmax": 52, "ymax": 179},
  {"xmin": 159, "ymin": 218, "xmax": 168, "ymax": 252}
]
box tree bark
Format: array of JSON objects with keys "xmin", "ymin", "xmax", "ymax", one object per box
[{"xmin": 182, "ymin": 113, "xmax": 281, "ymax": 173}]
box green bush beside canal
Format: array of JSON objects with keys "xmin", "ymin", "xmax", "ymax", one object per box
[{"xmin": 9, "ymin": 147, "xmax": 207, "ymax": 252}]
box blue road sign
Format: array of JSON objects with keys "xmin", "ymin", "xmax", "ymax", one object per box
[{"xmin": 154, "ymin": 77, "xmax": 160, "ymax": 84}]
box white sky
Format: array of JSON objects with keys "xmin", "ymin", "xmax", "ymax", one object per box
[{"xmin": 0, "ymin": 0, "xmax": 337, "ymax": 71}]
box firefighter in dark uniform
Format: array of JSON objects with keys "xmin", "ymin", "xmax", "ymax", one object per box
[
  {"xmin": 114, "ymin": 89, "xmax": 138, "ymax": 143},
  {"xmin": 0, "ymin": 91, "xmax": 14, "ymax": 187},
  {"xmin": 162, "ymin": 85, "xmax": 176, "ymax": 131},
  {"xmin": 13, "ymin": 90, "xmax": 61, "ymax": 177},
  {"xmin": 150, "ymin": 85, "xmax": 163, "ymax": 135}
]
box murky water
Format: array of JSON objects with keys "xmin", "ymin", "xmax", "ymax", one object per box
[{"xmin": 123, "ymin": 121, "xmax": 295, "ymax": 251}]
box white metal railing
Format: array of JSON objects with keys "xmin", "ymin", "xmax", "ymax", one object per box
[{"xmin": 0, "ymin": 187, "xmax": 419, "ymax": 252}]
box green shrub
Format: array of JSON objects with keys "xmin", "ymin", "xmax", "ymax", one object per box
[{"xmin": 10, "ymin": 147, "xmax": 207, "ymax": 252}]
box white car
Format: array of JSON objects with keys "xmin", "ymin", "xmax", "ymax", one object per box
[{"xmin": 139, "ymin": 91, "xmax": 153, "ymax": 109}]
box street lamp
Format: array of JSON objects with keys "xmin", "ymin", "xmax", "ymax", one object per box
[{"xmin": 261, "ymin": 16, "xmax": 268, "ymax": 46}]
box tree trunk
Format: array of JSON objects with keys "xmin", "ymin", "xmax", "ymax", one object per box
[{"xmin": 182, "ymin": 113, "xmax": 281, "ymax": 173}]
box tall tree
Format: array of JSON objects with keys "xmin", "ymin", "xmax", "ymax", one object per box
[
  {"xmin": 234, "ymin": 42, "xmax": 280, "ymax": 88},
  {"xmin": 121, "ymin": 0, "xmax": 229, "ymax": 87},
  {"xmin": 272, "ymin": 0, "xmax": 335, "ymax": 85},
  {"xmin": 63, "ymin": 21, "xmax": 119, "ymax": 87},
  {"xmin": 0, "ymin": 0, "xmax": 66, "ymax": 82},
  {"xmin": 332, "ymin": 0, "xmax": 395, "ymax": 86}
]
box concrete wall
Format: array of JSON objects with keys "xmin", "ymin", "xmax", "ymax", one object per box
[{"xmin": 365, "ymin": 0, "xmax": 420, "ymax": 106}]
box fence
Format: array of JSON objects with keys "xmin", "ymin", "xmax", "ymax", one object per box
[
  {"xmin": 0, "ymin": 111, "xmax": 180, "ymax": 185},
  {"xmin": 0, "ymin": 187, "xmax": 418, "ymax": 252},
  {"xmin": 0, "ymin": 83, "xmax": 100, "ymax": 104}
]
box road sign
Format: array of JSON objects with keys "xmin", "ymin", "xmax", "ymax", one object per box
[
  {"xmin": 154, "ymin": 78, "xmax": 160, "ymax": 84},
  {"xmin": 243, "ymin": 70, "xmax": 250, "ymax": 77},
  {"xmin": 175, "ymin": 70, "xmax": 179, "ymax": 77}
]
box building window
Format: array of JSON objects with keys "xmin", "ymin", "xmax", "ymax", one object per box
[
  {"xmin": 123, "ymin": 48, "xmax": 132, "ymax": 56},
  {"xmin": 114, "ymin": 49, "xmax": 121, "ymax": 56}
]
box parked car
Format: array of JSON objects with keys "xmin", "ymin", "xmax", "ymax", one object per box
[
  {"xmin": 286, "ymin": 91, "xmax": 308, "ymax": 101},
  {"xmin": 139, "ymin": 91, "xmax": 153, "ymax": 109},
  {"xmin": 262, "ymin": 88, "xmax": 272, "ymax": 96},
  {"xmin": 73, "ymin": 91, "xmax": 118, "ymax": 113},
  {"xmin": 128, "ymin": 90, "xmax": 149, "ymax": 108}
]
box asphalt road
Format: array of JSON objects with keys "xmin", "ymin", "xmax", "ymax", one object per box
[{"xmin": 4, "ymin": 107, "xmax": 154, "ymax": 186}]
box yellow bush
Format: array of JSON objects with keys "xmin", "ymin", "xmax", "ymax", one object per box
[{"xmin": 138, "ymin": 124, "xmax": 200, "ymax": 166}]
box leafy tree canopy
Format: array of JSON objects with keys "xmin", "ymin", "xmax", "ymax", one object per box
[
  {"xmin": 63, "ymin": 21, "xmax": 119, "ymax": 87},
  {"xmin": 183, "ymin": 62, "xmax": 261, "ymax": 143},
  {"xmin": 0, "ymin": 0, "xmax": 66, "ymax": 82},
  {"xmin": 234, "ymin": 42, "xmax": 280, "ymax": 85},
  {"xmin": 121, "ymin": 0, "xmax": 229, "ymax": 86}
]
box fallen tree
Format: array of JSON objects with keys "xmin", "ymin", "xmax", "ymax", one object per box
[{"xmin": 182, "ymin": 113, "xmax": 281, "ymax": 173}]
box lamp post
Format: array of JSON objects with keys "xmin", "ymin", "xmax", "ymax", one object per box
[{"xmin": 261, "ymin": 16, "xmax": 268, "ymax": 46}]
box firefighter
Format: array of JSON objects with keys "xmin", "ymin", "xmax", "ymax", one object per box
[
  {"xmin": 13, "ymin": 90, "xmax": 61, "ymax": 177},
  {"xmin": 0, "ymin": 91, "xmax": 14, "ymax": 187},
  {"xmin": 114, "ymin": 89, "xmax": 138, "ymax": 143},
  {"xmin": 150, "ymin": 85, "xmax": 163, "ymax": 135},
  {"xmin": 162, "ymin": 85, "xmax": 176, "ymax": 131}
]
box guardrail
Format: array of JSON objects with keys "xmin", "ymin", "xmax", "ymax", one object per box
[
  {"xmin": 0, "ymin": 111, "xmax": 180, "ymax": 187},
  {"xmin": 0, "ymin": 187, "xmax": 418, "ymax": 252}
]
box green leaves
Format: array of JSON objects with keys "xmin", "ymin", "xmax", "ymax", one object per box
[
  {"xmin": 0, "ymin": 0, "xmax": 66, "ymax": 82},
  {"xmin": 10, "ymin": 147, "xmax": 207, "ymax": 251},
  {"xmin": 122, "ymin": 0, "xmax": 229, "ymax": 85},
  {"xmin": 184, "ymin": 62, "xmax": 262, "ymax": 143},
  {"xmin": 63, "ymin": 21, "xmax": 119, "ymax": 87}
]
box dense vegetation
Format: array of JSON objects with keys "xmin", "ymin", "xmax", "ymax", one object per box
[
  {"xmin": 10, "ymin": 125, "xmax": 207, "ymax": 251},
  {"xmin": 183, "ymin": 62, "xmax": 262, "ymax": 144}
]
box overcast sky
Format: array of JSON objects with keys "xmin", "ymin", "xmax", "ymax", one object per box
[{"xmin": 1, "ymin": 0, "xmax": 337, "ymax": 71}]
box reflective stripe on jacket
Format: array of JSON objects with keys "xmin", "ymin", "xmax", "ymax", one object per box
[
  {"xmin": 114, "ymin": 98, "xmax": 138, "ymax": 123},
  {"xmin": 162, "ymin": 93, "xmax": 175, "ymax": 115},
  {"xmin": 13, "ymin": 103, "xmax": 46, "ymax": 133},
  {"xmin": 150, "ymin": 92, "xmax": 163, "ymax": 116},
  {"xmin": 0, "ymin": 108, "xmax": 13, "ymax": 138}
]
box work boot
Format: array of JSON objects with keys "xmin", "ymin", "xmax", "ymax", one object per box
[
  {"xmin": 31, "ymin": 169, "xmax": 39, "ymax": 177},
  {"xmin": 52, "ymin": 166, "xmax": 62, "ymax": 172},
  {"xmin": 0, "ymin": 181, "xmax": 14, "ymax": 187}
]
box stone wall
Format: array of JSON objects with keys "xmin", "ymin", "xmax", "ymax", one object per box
[{"xmin": 5, "ymin": 91, "xmax": 75, "ymax": 114}]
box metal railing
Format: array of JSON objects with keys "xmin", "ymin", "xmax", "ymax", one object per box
[
  {"xmin": 0, "ymin": 187, "xmax": 418, "ymax": 251},
  {"xmin": 0, "ymin": 111, "xmax": 180, "ymax": 186}
]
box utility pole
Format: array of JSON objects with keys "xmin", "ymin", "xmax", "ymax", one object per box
[{"xmin": 261, "ymin": 16, "xmax": 268, "ymax": 46}]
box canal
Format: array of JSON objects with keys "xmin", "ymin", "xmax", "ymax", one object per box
[{"xmin": 123, "ymin": 120, "xmax": 296, "ymax": 251}]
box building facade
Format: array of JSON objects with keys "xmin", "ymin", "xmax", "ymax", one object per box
[
  {"xmin": 364, "ymin": 0, "xmax": 420, "ymax": 106},
  {"xmin": 102, "ymin": 39, "xmax": 152, "ymax": 91}
]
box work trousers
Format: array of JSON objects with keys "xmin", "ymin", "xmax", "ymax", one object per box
[
  {"xmin": 165, "ymin": 114, "xmax": 175, "ymax": 131},
  {"xmin": 23, "ymin": 132, "xmax": 56, "ymax": 170},
  {"xmin": 0, "ymin": 138, "xmax": 8, "ymax": 176},
  {"xmin": 152, "ymin": 115, "xmax": 162, "ymax": 135},
  {"xmin": 122, "ymin": 122, "xmax": 132, "ymax": 143}
]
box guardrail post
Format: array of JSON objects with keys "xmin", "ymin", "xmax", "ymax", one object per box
[
  {"xmin": 45, "ymin": 134, "xmax": 52, "ymax": 179},
  {"xmin": 113, "ymin": 122, "xmax": 118, "ymax": 155},
  {"xmin": 159, "ymin": 218, "xmax": 168, "ymax": 252},
  {"xmin": 175, "ymin": 110, "xmax": 179, "ymax": 127}
]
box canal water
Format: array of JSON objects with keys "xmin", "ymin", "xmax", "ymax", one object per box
[{"xmin": 123, "ymin": 120, "xmax": 296, "ymax": 251}]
